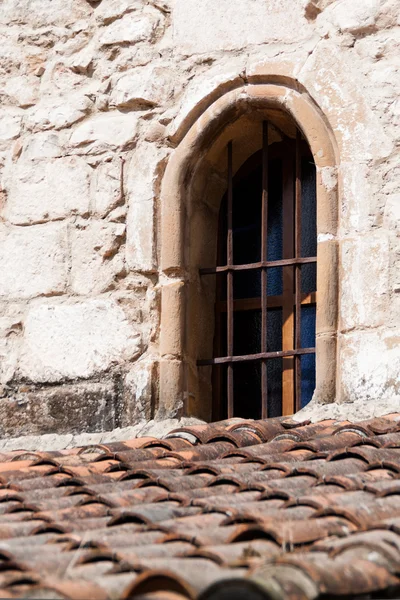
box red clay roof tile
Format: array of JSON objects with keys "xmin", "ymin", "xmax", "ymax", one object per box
[{"xmin": 1, "ymin": 415, "xmax": 400, "ymax": 598}]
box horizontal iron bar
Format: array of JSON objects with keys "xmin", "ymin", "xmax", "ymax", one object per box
[
  {"xmin": 199, "ymin": 256, "xmax": 317, "ymax": 275},
  {"xmin": 197, "ymin": 347, "xmax": 315, "ymax": 366},
  {"xmin": 217, "ymin": 292, "xmax": 317, "ymax": 312}
]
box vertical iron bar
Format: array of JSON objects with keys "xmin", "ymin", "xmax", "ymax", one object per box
[
  {"xmin": 295, "ymin": 129, "xmax": 302, "ymax": 412},
  {"xmin": 261, "ymin": 122, "xmax": 269, "ymax": 419},
  {"xmin": 227, "ymin": 141, "xmax": 234, "ymax": 418},
  {"xmin": 282, "ymin": 149, "xmax": 295, "ymax": 415}
]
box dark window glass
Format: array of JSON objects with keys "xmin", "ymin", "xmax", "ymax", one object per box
[{"xmin": 208, "ymin": 136, "xmax": 317, "ymax": 420}]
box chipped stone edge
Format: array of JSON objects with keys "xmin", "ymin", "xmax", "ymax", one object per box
[{"xmin": 0, "ymin": 417, "xmax": 205, "ymax": 452}]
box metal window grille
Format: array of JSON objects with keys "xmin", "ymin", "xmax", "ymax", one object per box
[{"xmin": 198, "ymin": 121, "xmax": 317, "ymax": 419}]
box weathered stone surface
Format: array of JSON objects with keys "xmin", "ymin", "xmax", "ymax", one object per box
[
  {"xmin": 122, "ymin": 360, "xmax": 155, "ymax": 425},
  {"xmin": 0, "ymin": 0, "xmax": 398, "ymax": 435},
  {"xmin": 3, "ymin": 74, "xmax": 39, "ymax": 107},
  {"xmin": 170, "ymin": 58, "xmax": 247, "ymax": 138},
  {"xmin": 322, "ymin": 0, "xmax": 379, "ymax": 35},
  {"xmin": 93, "ymin": 158, "xmax": 123, "ymax": 217},
  {"xmin": 0, "ymin": 0, "xmax": 92, "ymax": 27},
  {"xmin": 19, "ymin": 299, "xmax": 141, "ymax": 383},
  {"xmin": 341, "ymin": 233, "xmax": 390, "ymax": 331},
  {"xmin": 0, "ymin": 381, "xmax": 118, "ymax": 437},
  {"xmin": 339, "ymin": 162, "xmax": 374, "ymax": 234},
  {"xmin": 173, "ymin": 0, "xmax": 311, "ymax": 54},
  {"xmin": 0, "ymin": 110, "xmax": 22, "ymax": 145},
  {"xmin": 99, "ymin": 12, "xmax": 158, "ymax": 46},
  {"xmin": 21, "ymin": 132, "xmax": 64, "ymax": 161},
  {"xmin": 27, "ymin": 93, "xmax": 93, "ymax": 131},
  {"xmin": 340, "ymin": 329, "xmax": 400, "ymax": 403},
  {"xmin": 110, "ymin": 66, "xmax": 173, "ymax": 109},
  {"xmin": 0, "ymin": 416, "xmax": 205, "ymax": 450},
  {"xmin": 3, "ymin": 157, "xmax": 91, "ymax": 225},
  {"xmin": 70, "ymin": 220, "xmax": 126, "ymax": 295},
  {"xmin": 95, "ymin": 0, "xmax": 142, "ymax": 25},
  {"xmin": 69, "ymin": 113, "xmax": 139, "ymax": 153},
  {"xmin": 126, "ymin": 143, "xmax": 169, "ymax": 271},
  {"xmin": 302, "ymin": 0, "xmax": 337, "ymax": 20},
  {"xmin": 126, "ymin": 142, "xmax": 168, "ymax": 204},
  {"xmin": 0, "ymin": 305, "xmax": 23, "ymax": 385},
  {"xmin": 0, "ymin": 222, "xmax": 68, "ymax": 299},
  {"xmin": 298, "ymin": 40, "xmax": 393, "ymax": 162},
  {"xmin": 384, "ymin": 194, "xmax": 400, "ymax": 231},
  {"xmin": 126, "ymin": 200, "xmax": 155, "ymax": 272}
]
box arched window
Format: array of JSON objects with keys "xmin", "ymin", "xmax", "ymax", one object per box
[{"xmin": 198, "ymin": 122, "xmax": 317, "ymax": 420}]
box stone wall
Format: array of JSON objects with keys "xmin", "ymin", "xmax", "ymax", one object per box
[{"xmin": 0, "ymin": 0, "xmax": 399, "ymax": 435}]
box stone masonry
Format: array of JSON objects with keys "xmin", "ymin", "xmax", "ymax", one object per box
[{"xmin": 0, "ymin": 0, "xmax": 399, "ymax": 437}]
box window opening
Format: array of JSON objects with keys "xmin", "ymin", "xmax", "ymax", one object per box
[{"xmin": 198, "ymin": 122, "xmax": 317, "ymax": 420}]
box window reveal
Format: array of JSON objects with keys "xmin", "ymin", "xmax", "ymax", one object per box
[{"xmin": 198, "ymin": 122, "xmax": 317, "ymax": 420}]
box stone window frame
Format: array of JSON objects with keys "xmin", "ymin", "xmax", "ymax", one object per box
[{"xmin": 158, "ymin": 79, "xmax": 339, "ymax": 420}]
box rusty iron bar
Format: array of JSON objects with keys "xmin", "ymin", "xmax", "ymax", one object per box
[
  {"xmin": 199, "ymin": 256, "xmax": 316, "ymax": 275},
  {"xmin": 217, "ymin": 292, "xmax": 317, "ymax": 313},
  {"xmin": 227, "ymin": 141, "xmax": 234, "ymax": 418},
  {"xmin": 295, "ymin": 129, "xmax": 302, "ymax": 412},
  {"xmin": 198, "ymin": 347, "xmax": 315, "ymax": 366},
  {"xmin": 261, "ymin": 121, "xmax": 269, "ymax": 419}
]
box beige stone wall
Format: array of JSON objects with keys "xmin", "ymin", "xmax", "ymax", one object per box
[{"xmin": 0, "ymin": 0, "xmax": 399, "ymax": 434}]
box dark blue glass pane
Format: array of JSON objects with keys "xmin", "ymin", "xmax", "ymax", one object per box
[
  {"xmin": 301, "ymin": 158, "xmax": 317, "ymax": 258},
  {"xmin": 267, "ymin": 266, "xmax": 283, "ymax": 296},
  {"xmin": 301, "ymin": 354, "xmax": 315, "ymax": 408},
  {"xmin": 300, "ymin": 304, "xmax": 316, "ymax": 407},
  {"xmin": 268, "ymin": 358, "xmax": 282, "ymax": 417},
  {"xmin": 267, "ymin": 159, "xmax": 283, "ymax": 262},
  {"xmin": 267, "ymin": 307, "xmax": 282, "ymax": 353}
]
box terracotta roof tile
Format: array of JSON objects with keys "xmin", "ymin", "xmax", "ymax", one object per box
[{"xmin": 1, "ymin": 415, "xmax": 400, "ymax": 598}]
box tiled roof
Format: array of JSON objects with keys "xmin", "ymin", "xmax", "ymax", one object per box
[{"xmin": 1, "ymin": 415, "xmax": 400, "ymax": 599}]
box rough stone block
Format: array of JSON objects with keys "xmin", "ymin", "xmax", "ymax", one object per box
[
  {"xmin": 341, "ymin": 233, "xmax": 390, "ymax": 331},
  {"xmin": 21, "ymin": 132, "xmax": 64, "ymax": 161},
  {"xmin": 110, "ymin": 66, "xmax": 173, "ymax": 109},
  {"xmin": 0, "ymin": 0, "xmax": 92, "ymax": 27},
  {"xmin": 27, "ymin": 94, "xmax": 93, "ymax": 131},
  {"xmin": 384, "ymin": 194, "xmax": 400, "ymax": 232},
  {"xmin": 99, "ymin": 12, "xmax": 158, "ymax": 46},
  {"xmin": 70, "ymin": 220, "xmax": 126, "ymax": 295},
  {"xmin": 126, "ymin": 200, "xmax": 155, "ymax": 272},
  {"xmin": 19, "ymin": 299, "xmax": 141, "ymax": 383},
  {"xmin": 298, "ymin": 40, "xmax": 393, "ymax": 162},
  {"xmin": 69, "ymin": 113, "xmax": 139, "ymax": 154},
  {"xmin": 0, "ymin": 381, "xmax": 118, "ymax": 437},
  {"xmin": 93, "ymin": 158, "xmax": 123, "ymax": 217},
  {"xmin": 340, "ymin": 162, "xmax": 374, "ymax": 234},
  {"xmin": 173, "ymin": 0, "xmax": 311, "ymax": 54},
  {"xmin": 126, "ymin": 143, "xmax": 169, "ymax": 271},
  {"xmin": 0, "ymin": 305, "xmax": 23, "ymax": 385},
  {"xmin": 340, "ymin": 329, "xmax": 400, "ymax": 402},
  {"xmin": 0, "ymin": 110, "xmax": 22, "ymax": 146},
  {"xmin": 4, "ymin": 75, "xmax": 39, "ymax": 107},
  {"xmin": 126, "ymin": 142, "xmax": 168, "ymax": 204},
  {"xmin": 122, "ymin": 361, "xmax": 155, "ymax": 426},
  {"xmin": 324, "ymin": 0, "xmax": 379, "ymax": 35},
  {"xmin": 160, "ymin": 281, "xmax": 185, "ymax": 357},
  {"xmin": 3, "ymin": 157, "xmax": 91, "ymax": 225},
  {"xmin": 170, "ymin": 58, "xmax": 247, "ymax": 139},
  {"xmin": 0, "ymin": 222, "xmax": 68, "ymax": 299},
  {"xmin": 95, "ymin": 0, "xmax": 141, "ymax": 25}
]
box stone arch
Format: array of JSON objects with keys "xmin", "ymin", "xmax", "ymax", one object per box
[{"xmin": 158, "ymin": 80, "xmax": 339, "ymax": 420}]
